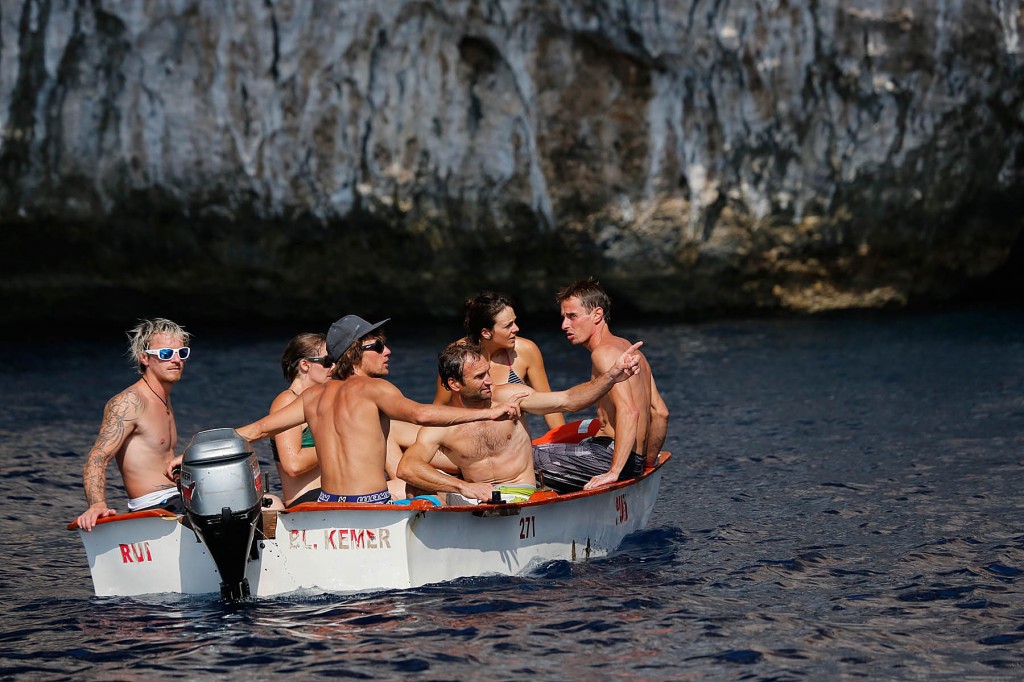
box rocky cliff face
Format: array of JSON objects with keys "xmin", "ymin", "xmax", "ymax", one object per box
[{"xmin": 1, "ymin": 0, "xmax": 1022, "ymax": 325}]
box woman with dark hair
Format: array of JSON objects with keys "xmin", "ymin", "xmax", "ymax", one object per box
[
  {"xmin": 269, "ymin": 332, "xmax": 334, "ymax": 507},
  {"xmin": 433, "ymin": 292, "xmax": 565, "ymax": 429}
]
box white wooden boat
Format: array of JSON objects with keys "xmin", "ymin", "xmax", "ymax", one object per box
[{"xmin": 71, "ymin": 455, "xmax": 667, "ymax": 598}]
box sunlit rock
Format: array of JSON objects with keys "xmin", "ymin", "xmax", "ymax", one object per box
[{"xmin": 0, "ymin": 0, "xmax": 1021, "ymax": 323}]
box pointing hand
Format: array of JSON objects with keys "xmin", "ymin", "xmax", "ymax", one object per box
[{"xmin": 612, "ymin": 341, "xmax": 644, "ymax": 380}]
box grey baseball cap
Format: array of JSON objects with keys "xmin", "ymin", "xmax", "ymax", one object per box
[{"xmin": 326, "ymin": 315, "xmax": 390, "ymax": 361}]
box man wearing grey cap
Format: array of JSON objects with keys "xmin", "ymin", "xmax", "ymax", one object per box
[{"xmin": 237, "ymin": 315, "xmax": 526, "ymax": 504}]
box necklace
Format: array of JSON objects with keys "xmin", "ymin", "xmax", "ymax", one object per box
[{"xmin": 142, "ymin": 377, "xmax": 171, "ymax": 414}]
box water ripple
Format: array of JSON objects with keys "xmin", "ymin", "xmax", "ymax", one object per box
[{"xmin": 2, "ymin": 311, "xmax": 1024, "ymax": 679}]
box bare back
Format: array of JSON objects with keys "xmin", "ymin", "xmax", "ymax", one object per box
[{"xmin": 303, "ymin": 376, "xmax": 392, "ymax": 496}]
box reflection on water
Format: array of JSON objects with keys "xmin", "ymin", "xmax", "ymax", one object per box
[{"xmin": 0, "ymin": 308, "xmax": 1022, "ymax": 679}]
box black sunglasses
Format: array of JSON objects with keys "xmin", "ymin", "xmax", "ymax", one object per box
[
  {"xmin": 360, "ymin": 339, "xmax": 385, "ymax": 353},
  {"xmin": 301, "ymin": 356, "xmax": 334, "ymax": 368}
]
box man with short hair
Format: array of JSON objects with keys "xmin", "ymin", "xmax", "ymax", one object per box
[
  {"xmin": 236, "ymin": 315, "xmax": 527, "ymax": 504},
  {"xmin": 536, "ymin": 277, "xmax": 669, "ymax": 491},
  {"xmin": 396, "ymin": 339, "xmax": 644, "ymax": 503},
  {"xmin": 76, "ymin": 318, "xmax": 192, "ymax": 531}
]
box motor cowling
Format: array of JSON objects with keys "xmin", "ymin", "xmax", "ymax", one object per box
[{"xmin": 180, "ymin": 428, "xmax": 264, "ymax": 600}]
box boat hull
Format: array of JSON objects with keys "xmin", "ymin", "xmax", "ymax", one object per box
[{"xmin": 75, "ymin": 456, "xmax": 666, "ymax": 598}]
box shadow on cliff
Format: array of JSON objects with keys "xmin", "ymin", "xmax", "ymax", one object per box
[
  {"xmin": 951, "ymin": 227, "xmax": 1024, "ymax": 308},
  {"xmin": 1, "ymin": 206, "xmax": 1020, "ymax": 343}
]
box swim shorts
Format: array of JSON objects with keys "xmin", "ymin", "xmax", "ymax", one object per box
[
  {"xmin": 317, "ymin": 489, "xmax": 392, "ymax": 504},
  {"xmin": 533, "ymin": 436, "xmax": 644, "ymax": 493},
  {"xmin": 128, "ymin": 488, "xmax": 184, "ymax": 514},
  {"xmin": 447, "ymin": 484, "xmax": 537, "ymax": 505}
]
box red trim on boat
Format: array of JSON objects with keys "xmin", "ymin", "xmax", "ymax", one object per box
[
  {"xmin": 419, "ymin": 451, "xmax": 672, "ymax": 512},
  {"xmin": 66, "ymin": 508, "xmax": 178, "ymax": 531},
  {"xmin": 66, "ymin": 452, "xmax": 671, "ymax": 525}
]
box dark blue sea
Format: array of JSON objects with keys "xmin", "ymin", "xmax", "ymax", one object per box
[{"xmin": 1, "ymin": 308, "xmax": 1022, "ymax": 680}]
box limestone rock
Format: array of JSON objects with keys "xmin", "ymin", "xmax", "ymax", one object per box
[{"xmin": 0, "ymin": 0, "xmax": 1021, "ymax": 324}]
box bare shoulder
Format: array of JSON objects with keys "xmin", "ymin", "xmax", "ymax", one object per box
[
  {"xmin": 591, "ymin": 337, "xmax": 631, "ymax": 369},
  {"xmin": 493, "ymin": 382, "xmax": 536, "ymax": 402},
  {"xmin": 514, "ymin": 336, "xmax": 543, "ymax": 359},
  {"xmin": 106, "ymin": 386, "xmax": 145, "ymax": 419},
  {"xmin": 270, "ymin": 388, "xmax": 298, "ymax": 412},
  {"xmin": 358, "ymin": 376, "xmax": 403, "ymax": 401},
  {"xmin": 302, "ymin": 381, "xmax": 331, "ymax": 403},
  {"xmin": 414, "ymin": 424, "xmax": 449, "ymax": 445},
  {"xmin": 91, "ymin": 386, "xmax": 145, "ymax": 450}
]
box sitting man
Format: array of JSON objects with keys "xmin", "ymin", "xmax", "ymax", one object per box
[
  {"xmin": 535, "ymin": 277, "xmax": 670, "ymax": 491},
  {"xmin": 395, "ymin": 339, "xmax": 643, "ymax": 504},
  {"xmin": 76, "ymin": 318, "xmax": 192, "ymax": 531},
  {"xmin": 236, "ymin": 315, "xmax": 526, "ymax": 504}
]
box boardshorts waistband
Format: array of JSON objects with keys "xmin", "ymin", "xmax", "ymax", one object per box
[{"xmin": 317, "ymin": 489, "xmax": 392, "ymax": 504}]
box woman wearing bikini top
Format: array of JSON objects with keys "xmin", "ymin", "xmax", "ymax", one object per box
[
  {"xmin": 269, "ymin": 333, "xmax": 335, "ymax": 507},
  {"xmin": 434, "ymin": 291, "xmax": 566, "ymax": 430}
]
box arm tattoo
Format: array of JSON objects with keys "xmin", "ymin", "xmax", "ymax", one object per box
[{"xmin": 84, "ymin": 390, "xmax": 142, "ymax": 506}]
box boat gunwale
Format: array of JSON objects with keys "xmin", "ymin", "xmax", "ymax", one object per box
[{"xmin": 68, "ymin": 452, "xmax": 670, "ymax": 529}]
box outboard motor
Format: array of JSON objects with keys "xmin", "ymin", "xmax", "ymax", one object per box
[{"xmin": 180, "ymin": 428, "xmax": 264, "ymax": 600}]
